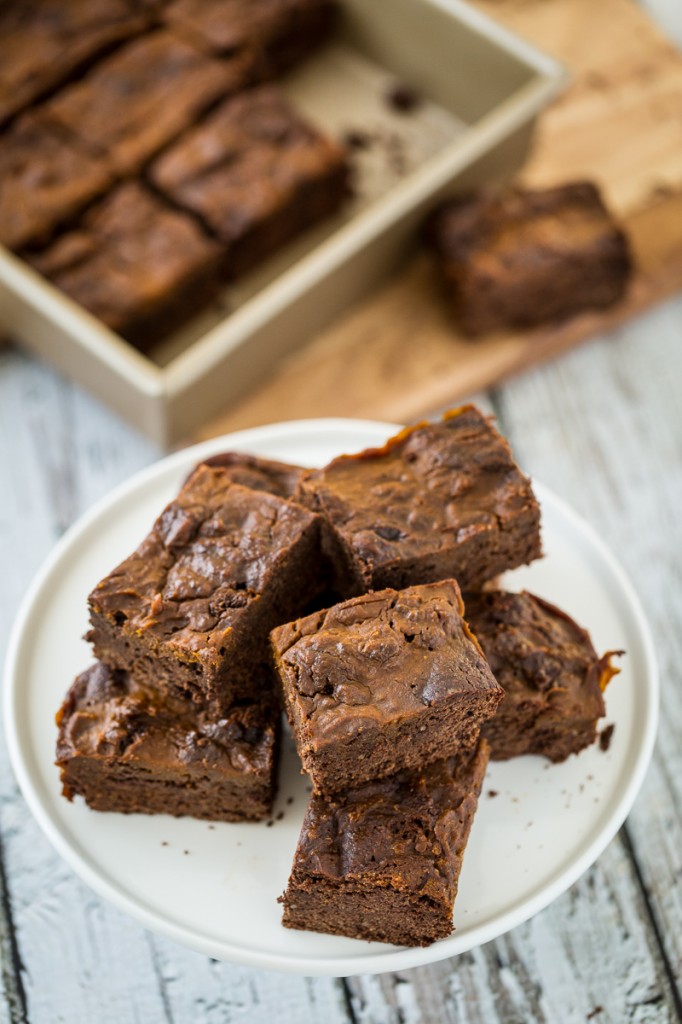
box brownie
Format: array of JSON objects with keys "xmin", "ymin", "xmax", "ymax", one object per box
[
  {"xmin": 297, "ymin": 405, "xmax": 542, "ymax": 596},
  {"xmin": 280, "ymin": 740, "xmax": 490, "ymax": 946},
  {"xmin": 465, "ymin": 590, "xmax": 621, "ymax": 762},
  {"xmin": 185, "ymin": 452, "xmax": 305, "ymax": 498},
  {"xmin": 48, "ymin": 30, "xmax": 250, "ymax": 175},
  {"xmin": 150, "ymin": 87, "xmax": 349, "ymax": 278},
  {"xmin": 56, "ymin": 662, "xmax": 280, "ymax": 821},
  {"xmin": 25, "ymin": 183, "xmax": 221, "ymax": 349},
  {"xmin": 426, "ymin": 183, "xmax": 633, "ymax": 336},
  {"xmin": 271, "ymin": 580, "xmax": 502, "ymax": 794},
  {"xmin": 165, "ymin": 0, "xmax": 337, "ymax": 75},
  {"xmin": 0, "ymin": 0, "xmax": 148, "ymax": 127},
  {"xmin": 0, "ymin": 112, "xmax": 113, "ymax": 251},
  {"xmin": 88, "ymin": 466, "xmax": 324, "ymax": 710}
]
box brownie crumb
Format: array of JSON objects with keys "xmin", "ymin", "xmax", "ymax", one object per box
[
  {"xmin": 161, "ymin": 841, "xmax": 169, "ymax": 847},
  {"xmin": 487, "ymin": 789, "xmax": 498, "ymax": 799},
  {"xmin": 343, "ymin": 129, "xmax": 372, "ymax": 151},
  {"xmin": 587, "ymin": 1007, "xmax": 604, "ymax": 1020},
  {"xmin": 386, "ymin": 82, "xmax": 421, "ymax": 113},
  {"xmin": 208, "ymin": 824, "xmax": 215, "ymax": 830},
  {"xmin": 276, "ymin": 811, "xmax": 285, "ymax": 821},
  {"xmin": 183, "ymin": 850, "xmax": 189, "ymax": 855},
  {"xmin": 599, "ymin": 724, "xmax": 615, "ymax": 751},
  {"xmin": 286, "ymin": 797, "xmax": 294, "ymax": 805},
  {"xmin": 266, "ymin": 819, "xmax": 274, "ymax": 828}
]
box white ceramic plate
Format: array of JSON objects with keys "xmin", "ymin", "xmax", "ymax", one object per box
[{"xmin": 4, "ymin": 419, "xmax": 658, "ymax": 976}]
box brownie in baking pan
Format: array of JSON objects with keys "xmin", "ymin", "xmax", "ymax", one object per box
[
  {"xmin": 184, "ymin": 452, "xmax": 305, "ymax": 498},
  {"xmin": 0, "ymin": 0, "xmax": 149, "ymax": 127},
  {"xmin": 297, "ymin": 405, "xmax": 542, "ymax": 596},
  {"xmin": 25, "ymin": 183, "xmax": 221, "ymax": 349},
  {"xmin": 56, "ymin": 662, "xmax": 280, "ymax": 821},
  {"xmin": 88, "ymin": 466, "xmax": 324, "ymax": 710},
  {"xmin": 0, "ymin": 111, "xmax": 114, "ymax": 251},
  {"xmin": 280, "ymin": 740, "xmax": 489, "ymax": 946},
  {"xmin": 271, "ymin": 580, "xmax": 502, "ymax": 795},
  {"xmin": 150, "ymin": 86, "xmax": 349, "ymax": 278},
  {"xmin": 48, "ymin": 30, "xmax": 250, "ymax": 175},
  {"xmin": 165, "ymin": 0, "xmax": 337, "ymax": 75},
  {"xmin": 426, "ymin": 182, "xmax": 633, "ymax": 336},
  {"xmin": 465, "ymin": 589, "xmax": 621, "ymax": 762}
]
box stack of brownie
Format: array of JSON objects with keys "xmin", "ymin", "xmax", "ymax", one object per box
[
  {"xmin": 0, "ymin": 0, "xmax": 349, "ymax": 349},
  {"xmin": 56, "ymin": 405, "xmax": 619, "ymax": 947}
]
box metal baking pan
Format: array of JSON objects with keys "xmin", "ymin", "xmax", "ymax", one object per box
[{"xmin": 0, "ymin": 0, "xmax": 566, "ymax": 445}]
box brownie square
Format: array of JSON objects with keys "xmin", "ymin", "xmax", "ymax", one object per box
[
  {"xmin": 25, "ymin": 183, "xmax": 221, "ymax": 349},
  {"xmin": 88, "ymin": 467, "xmax": 324, "ymax": 710},
  {"xmin": 185, "ymin": 452, "xmax": 305, "ymax": 498},
  {"xmin": 0, "ymin": 112, "xmax": 114, "ymax": 251},
  {"xmin": 48, "ymin": 30, "xmax": 249, "ymax": 175},
  {"xmin": 150, "ymin": 87, "xmax": 349, "ymax": 278},
  {"xmin": 0, "ymin": 0, "xmax": 148, "ymax": 127},
  {"xmin": 271, "ymin": 580, "xmax": 502, "ymax": 794},
  {"xmin": 165, "ymin": 0, "xmax": 337, "ymax": 74},
  {"xmin": 56, "ymin": 662, "xmax": 280, "ymax": 821},
  {"xmin": 426, "ymin": 183, "xmax": 633, "ymax": 336},
  {"xmin": 297, "ymin": 405, "xmax": 542, "ymax": 596},
  {"xmin": 465, "ymin": 590, "xmax": 620, "ymax": 762},
  {"xmin": 280, "ymin": 740, "xmax": 489, "ymax": 946}
]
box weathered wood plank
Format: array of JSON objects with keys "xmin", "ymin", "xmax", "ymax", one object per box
[
  {"xmin": 0, "ymin": 348, "xmax": 353, "ymax": 1024},
  {"xmin": 346, "ymin": 832, "xmax": 675, "ymax": 1023},
  {"xmin": 0, "ymin": 350, "xmax": 171, "ymax": 1024},
  {"xmin": 494, "ymin": 295, "xmax": 682, "ymax": 1012}
]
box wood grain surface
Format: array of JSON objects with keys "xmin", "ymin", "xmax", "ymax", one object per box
[{"xmin": 198, "ymin": 0, "xmax": 682, "ymax": 442}]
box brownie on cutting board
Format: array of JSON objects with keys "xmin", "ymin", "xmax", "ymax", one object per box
[
  {"xmin": 25, "ymin": 183, "xmax": 221, "ymax": 350},
  {"xmin": 426, "ymin": 183, "xmax": 633, "ymax": 336},
  {"xmin": 271, "ymin": 580, "xmax": 502, "ymax": 794},
  {"xmin": 465, "ymin": 590, "xmax": 621, "ymax": 762},
  {"xmin": 88, "ymin": 465, "xmax": 324, "ymax": 710},
  {"xmin": 280, "ymin": 740, "xmax": 490, "ymax": 946},
  {"xmin": 56, "ymin": 662, "xmax": 280, "ymax": 821},
  {"xmin": 150, "ymin": 87, "xmax": 349, "ymax": 279},
  {"xmin": 297, "ymin": 405, "xmax": 542, "ymax": 596}
]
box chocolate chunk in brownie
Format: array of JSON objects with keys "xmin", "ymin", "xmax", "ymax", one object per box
[
  {"xmin": 88, "ymin": 467, "xmax": 324, "ymax": 710},
  {"xmin": 165, "ymin": 0, "xmax": 337, "ymax": 75},
  {"xmin": 280, "ymin": 740, "xmax": 489, "ymax": 946},
  {"xmin": 185, "ymin": 452, "xmax": 305, "ymax": 498},
  {"xmin": 0, "ymin": 0, "xmax": 149, "ymax": 127},
  {"xmin": 0, "ymin": 112, "xmax": 114, "ymax": 251},
  {"xmin": 48, "ymin": 30, "xmax": 250, "ymax": 175},
  {"xmin": 25, "ymin": 183, "xmax": 221, "ymax": 349},
  {"xmin": 465, "ymin": 590, "xmax": 621, "ymax": 762},
  {"xmin": 150, "ymin": 87, "xmax": 349, "ymax": 278},
  {"xmin": 271, "ymin": 580, "xmax": 502, "ymax": 794},
  {"xmin": 56, "ymin": 662, "xmax": 280, "ymax": 821},
  {"xmin": 426, "ymin": 182, "xmax": 633, "ymax": 336},
  {"xmin": 297, "ymin": 405, "xmax": 542, "ymax": 596}
]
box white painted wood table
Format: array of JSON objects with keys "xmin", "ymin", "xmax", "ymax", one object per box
[
  {"xmin": 1, "ymin": 4, "xmax": 681, "ymax": 1018},
  {"xmin": 2, "ymin": 298, "xmax": 681, "ymax": 1024}
]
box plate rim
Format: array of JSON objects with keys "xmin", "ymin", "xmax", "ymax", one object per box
[{"xmin": 3, "ymin": 417, "xmax": 659, "ymax": 976}]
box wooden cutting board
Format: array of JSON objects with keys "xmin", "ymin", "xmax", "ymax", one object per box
[{"xmin": 198, "ymin": 0, "xmax": 682, "ymax": 438}]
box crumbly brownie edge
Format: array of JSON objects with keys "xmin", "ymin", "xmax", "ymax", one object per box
[{"xmin": 59, "ymin": 756, "xmax": 276, "ymax": 821}]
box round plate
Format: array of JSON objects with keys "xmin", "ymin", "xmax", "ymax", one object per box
[{"xmin": 4, "ymin": 419, "xmax": 658, "ymax": 976}]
